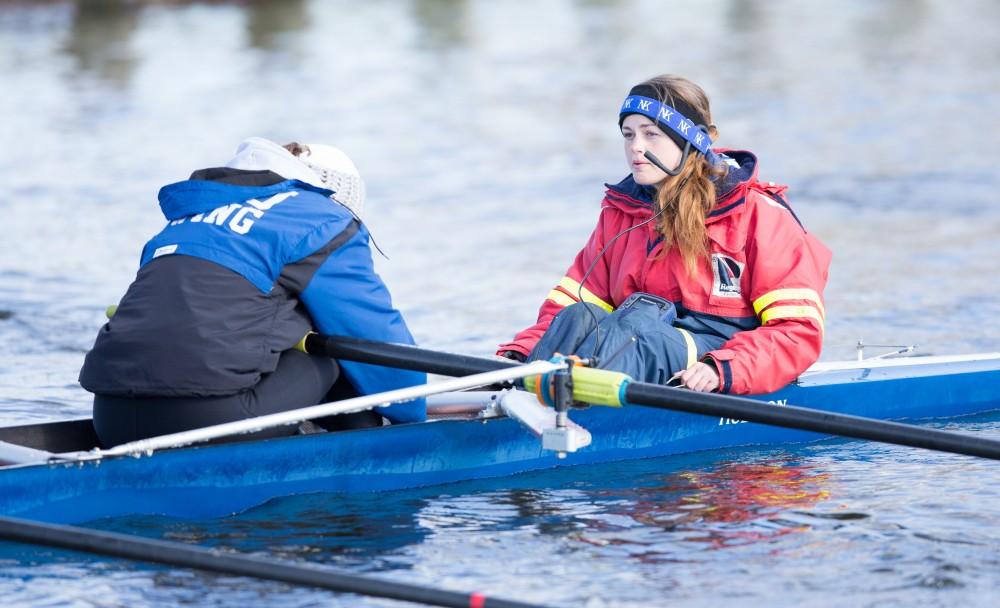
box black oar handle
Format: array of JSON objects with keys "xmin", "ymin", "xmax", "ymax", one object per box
[
  {"xmin": 305, "ymin": 333, "xmax": 517, "ymax": 377},
  {"xmin": 624, "ymin": 382, "xmax": 1000, "ymax": 461},
  {"xmin": 0, "ymin": 516, "xmax": 546, "ymax": 608}
]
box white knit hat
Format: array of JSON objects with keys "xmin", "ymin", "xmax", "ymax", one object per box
[
  {"xmin": 298, "ymin": 143, "xmax": 365, "ymax": 218},
  {"xmin": 225, "ymin": 137, "xmax": 365, "ymax": 218}
]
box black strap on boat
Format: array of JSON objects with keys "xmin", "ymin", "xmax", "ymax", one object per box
[
  {"xmin": 0, "ymin": 516, "xmax": 546, "ymax": 608},
  {"xmin": 304, "ymin": 333, "xmax": 1000, "ymax": 462}
]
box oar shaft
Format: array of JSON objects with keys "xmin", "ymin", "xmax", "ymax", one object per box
[
  {"xmin": 0, "ymin": 516, "xmax": 545, "ymax": 608},
  {"xmin": 624, "ymin": 382, "xmax": 1000, "ymax": 460},
  {"xmin": 305, "ymin": 333, "xmax": 516, "ymax": 377}
]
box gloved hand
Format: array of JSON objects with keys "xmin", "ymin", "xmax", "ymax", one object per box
[{"xmin": 498, "ymin": 350, "xmax": 527, "ymax": 363}]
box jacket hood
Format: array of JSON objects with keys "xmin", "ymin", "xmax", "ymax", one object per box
[
  {"xmin": 156, "ymin": 172, "xmax": 331, "ymax": 221},
  {"xmin": 604, "ymin": 149, "xmax": 759, "ymax": 217},
  {"xmin": 156, "ymin": 137, "xmax": 347, "ymax": 221},
  {"xmin": 226, "ymin": 137, "xmax": 330, "ymax": 189}
]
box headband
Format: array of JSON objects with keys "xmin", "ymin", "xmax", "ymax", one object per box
[{"xmin": 618, "ymin": 87, "xmax": 714, "ymax": 161}]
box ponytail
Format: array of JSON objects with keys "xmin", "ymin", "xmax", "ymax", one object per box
[
  {"xmin": 654, "ymin": 142, "xmax": 726, "ymax": 275},
  {"xmin": 638, "ymin": 75, "xmax": 727, "ymax": 275}
]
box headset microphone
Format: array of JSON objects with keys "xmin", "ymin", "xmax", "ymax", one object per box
[
  {"xmin": 644, "ymin": 148, "xmax": 690, "ymax": 176},
  {"xmin": 642, "ymin": 151, "xmax": 670, "ymax": 174}
]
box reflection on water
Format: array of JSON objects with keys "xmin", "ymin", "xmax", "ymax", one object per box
[
  {"xmin": 2, "ymin": 441, "xmax": 999, "ymax": 607},
  {"xmin": 607, "ymin": 461, "xmax": 832, "ymax": 554},
  {"xmin": 57, "ymin": 0, "xmax": 312, "ymax": 85},
  {"xmin": 677, "ymin": 463, "xmax": 831, "ymax": 522},
  {"xmin": 93, "ymin": 490, "xmax": 431, "ymax": 569},
  {"xmin": 469, "ymin": 460, "xmax": 838, "ymax": 563},
  {"xmin": 409, "ymin": 456, "xmax": 835, "ymax": 554},
  {"xmin": 62, "ymin": 0, "xmax": 139, "ymax": 87},
  {"xmin": 244, "ymin": 0, "xmax": 309, "ymax": 52},
  {"xmin": 410, "ymin": 0, "xmax": 472, "ymax": 50}
]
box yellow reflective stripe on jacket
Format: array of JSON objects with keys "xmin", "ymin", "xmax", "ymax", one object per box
[
  {"xmin": 760, "ymin": 305, "xmax": 825, "ymax": 331},
  {"xmin": 557, "ymin": 277, "xmax": 613, "ymax": 312},
  {"xmin": 676, "ymin": 328, "xmax": 697, "ymax": 368},
  {"xmin": 546, "ymin": 288, "xmax": 577, "ymax": 308},
  {"xmin": 753, "ymin": 288, "xmax": 825, "ymax": 319}
]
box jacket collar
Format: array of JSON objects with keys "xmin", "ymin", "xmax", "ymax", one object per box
[
  {"xmin": 189, "ymin": 167, "xmax": 287, "ymax": 187},
  {"xmin": 157, "ymin": 169, "xmax": 332, "ymax": 221},
  {"xmin": 604, "ymin": 149, "xmax": 760, "ymax": 222}
]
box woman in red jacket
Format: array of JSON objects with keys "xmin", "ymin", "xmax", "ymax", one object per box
[{"xmin": 498, "ymin": 74, "xmax": 831, "ymax": 395}]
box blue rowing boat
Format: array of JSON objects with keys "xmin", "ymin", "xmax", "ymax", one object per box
[{"xmin": 1, "ymin": 352, "xmax": 998, "ymax": 525}]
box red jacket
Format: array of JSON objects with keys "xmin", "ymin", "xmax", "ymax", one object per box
[{"xmin": 498, "ymin": 150, "xmax": 832, "ymax": 394}]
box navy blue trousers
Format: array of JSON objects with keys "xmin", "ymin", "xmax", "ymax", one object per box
[
  {"xmin": 528, "ymin": 295, "xmax": 726, "ymax": 385},
  {"xmin": 93, "ymin": 350, "xmax": 381, "ymax": 448}
]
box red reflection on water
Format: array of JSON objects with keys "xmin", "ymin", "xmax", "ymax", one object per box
[
  {"xmin": 576, "ymin": 461, "xmax": 832, "ymax": 558},
  {"xmin": 674, "ymin": 463, "xmax": 831, "ymax": 523}
]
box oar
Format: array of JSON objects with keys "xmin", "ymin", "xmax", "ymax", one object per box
[
  {"xmin": 0, "ymin": 515, "xmax": 546, "ymax": 608},
  {"xmin": 86, "ymin": 359, "xmax": 564, "ymax": 458},
  {"xmin": 303, "ymin": 333, "xmax": 1000, "ymax": 461},
  {"xmin": 301, "ymin": 333, "xmax": 517, "ymax": 376}
]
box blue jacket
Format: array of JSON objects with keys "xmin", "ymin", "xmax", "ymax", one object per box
[{"xmin": 79, "ymin": 168, "xmax": 426, "ymax": 423}]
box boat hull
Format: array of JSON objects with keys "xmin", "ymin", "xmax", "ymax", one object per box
[{"xmin": 1, "ymin": 355, "xmax": 998, "ymax": 524}]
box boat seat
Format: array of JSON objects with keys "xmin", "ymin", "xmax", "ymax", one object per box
[{"xmin": 0, "ymin": 418, "xmax": 99, "ymax": 453}]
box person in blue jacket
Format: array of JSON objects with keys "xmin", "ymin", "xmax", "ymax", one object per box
[{"xmin": 79, "ymin": 137, "xmax": 426, "ymax": 447}]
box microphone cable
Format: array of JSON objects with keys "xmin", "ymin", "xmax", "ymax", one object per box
[
  {"xmin": 575, "ymin": 150, "xmax": 698, "ymax": 366},
  {"xmin": 575, "ymin": 162, "xmax": 668, "ymax": 365}
]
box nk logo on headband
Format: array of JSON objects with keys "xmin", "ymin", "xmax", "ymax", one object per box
[{"xmin": 620, "ymin": 95, "xmax": 712, "ymax": 156}]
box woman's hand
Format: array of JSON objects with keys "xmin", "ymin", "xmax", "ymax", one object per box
[{"xmin": 671, "ymin": 361, "xmax": 720, "ymax": 393}]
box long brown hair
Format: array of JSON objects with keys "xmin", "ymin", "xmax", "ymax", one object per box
[{"xmin": 640, "ymin": 75, "xmax": 727, "ymax": 275}]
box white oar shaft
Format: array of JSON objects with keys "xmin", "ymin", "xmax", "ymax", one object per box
[{"xmin": 93, "ymin": 359, "xmax": 563, "ymax": 458}]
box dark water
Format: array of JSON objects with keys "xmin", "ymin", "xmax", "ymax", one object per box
[{"xmin": 1, "ymin": 0, "xmax": 998, "ymax": 606}]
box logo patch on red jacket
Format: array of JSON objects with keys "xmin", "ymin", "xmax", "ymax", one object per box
[{"xmin": 711, "ymin": 254, "xmax": 744, "ymax": 298}]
